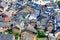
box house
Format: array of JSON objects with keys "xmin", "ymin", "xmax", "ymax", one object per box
[
  {"xmin": 40, "ymin": 18, "xmax": 48, "ymax": 26},
  {"xmin": 15, "ymin": 0, "xmax": 28, "ymax": 7},
  {"xmin": 0, "ymin": 34, "xmax": 15, "ymax": 40},
  {"xmin": 12, "ymin": 12, "xmax": 24, "ymax": 24},
  {"xmin": 46, "ymin": 6, "xmax": 54, "ymax": 13},
  {"xmin": 5, "ymin": 0, "xmax": 16, "ymax": 3},
  {"xmin": 32, "ymin": 0, "xmax": 56, "ymax": 5},
  {"xmin": 0, "ymin": 13, "xmax": 7, "ymax": 22},
  {"xmin": 0, "ymin": 6, "xmax": 4, "ymax": 9},
  {"xmin": 56, "ymin": 17, "xmax": 60, "ymax": 30},
  {"xmin": 12, "ymin": 6, "xmax": 34, "ymax": 24},
  {"xmin": 22, "ymin": 31, "xmax": 37, "ymax": 40},
  {"xmin": 0, "ymin": 0, "xmax": 2, "ymax": 3},
  {"xmin": 21, "ymin": 19, "xmax": 38, "ymax": 40},
  {"xmin": 55, "ymin": 28, "xmax": 60, "ymax": 39},
  {"xmin": 1, "ymin": 1, "xmax": 7, "ymax": 8},
  {"xmin": 14, "ymin": 3, "xmax": 22, "ymax": 10},
  {"xmin": 37, "ymin": 25, "xmax": 45, "ymax": 31},
  {"xmin": 54, "ymin": 8, "xmax": 60, "ymax": 13},
  {"xmin": 0, "ymin": 13, "xmax": 11, "ymax": 22},
  {"xmin": 0, "ymin": 15, "xmax": 4, "ymax": 22},
  {"xmin": 8, "ymin": 10, "xmax": 17, "ymax": 17},
  {"xmin": 56, "ymin": 13, "xmax": 60, "ymax": 28},
  {"xmin": 20, "ymin": 6, "xmax": 34, "ymax": 13},
  {"xmin": 29, "ymin": 15, "xmax": 37, "ymax": 20},
  {"xmin": 22, "ymin": 27, "xmax": 37, "ymax": 40},
  {"xmin": 0, "ymin": 22, "xmax": 11, "ymax": 33},
  {"xmin": 27, "ymin": 2, "xmax": 39, "ymax": 9},
  {"xmin": 47, "ymin": 19, "xmax": 54, "ymax": 26}
]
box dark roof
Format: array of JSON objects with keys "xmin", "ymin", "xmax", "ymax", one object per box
[
  {"xmin": 0, "ymin": 6, "xmax": 4, "ymax": 9},
  {"xmin": 0, "ymin": 13, "xmax": 7, "ymax": 17},
  {"xmin": 55, "ymin": 27, "xmax": 60, "ymax": 33},
  {"xmin": 0, "ymin": 0, "xmax": 2, "ymax": 3},
  {"xmin": 0, "ymin": 10, "xmax": 2, "ymax": 12},
  {"xmin": 16, "ymin": 12, "xmax": 30, "ymax": 16}
]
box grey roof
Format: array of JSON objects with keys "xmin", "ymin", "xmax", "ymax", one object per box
[
  {"xmin": 0, "ymin": 18, "xmax": 4, "ymax": 22},
  {"xmin": 29, "ymin": 19, "xmax": 37, "ymax": 23},
  {"xmin": 23, "ymin": 26, "xmax": 37, "ymax": 34},
  {"xmin": 16, "ymin": 12, "xmax": 30, "ymax": 16},
  {"xmin": 0, "ymin": 34, "xmax": 15, "ymax": 40},
  {"xmin": 0, "ymin": 22, "xmax": 15, "ymax": 27},
  {"xmin": 0, "ymin": 22, "xmax": 10, "ymax": 27}
]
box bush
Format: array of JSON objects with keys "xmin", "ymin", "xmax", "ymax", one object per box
[
  {"xmin": 12, "ymin": 28, "xmax": 20, "ymax": 39},
  {"xmin": 7, "ymin": 28, "xmax": 20, "ymax": 39},
  {"xmin": 7, "ymin": 29, "xmax": 13, "ymax": 34},
  {"xmin": 37, "ymin": 30, "xmax": 46, "ymax": 38},
  {"xmin": 58, "ymin": 0, "xmax": 60, "ymax": 8}
]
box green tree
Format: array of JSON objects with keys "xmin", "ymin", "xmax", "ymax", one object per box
[
  {"xmin": 7, "ymin": 29, "xmax": 13, "ymax": 34},
  {"xmin": 37, "ymin": 30, "xmax": 46, "ymax": 38},
  {"xmin": 58, "ymin": 0, "xmax": 60, "ymax": 8},
  {"xmin": 7, "ymin": 28, "xmax": 20, "ymax": 39},
  {"xmin": 12, "ymin": 28, "xmax": 20, "ymax": 39}
]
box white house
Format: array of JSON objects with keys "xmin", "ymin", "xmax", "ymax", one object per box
[{"xmin": 32, "ymin": 0, "xmax": 57, "ymax": 5}]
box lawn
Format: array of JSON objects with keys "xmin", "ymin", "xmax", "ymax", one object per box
[{"xmin": 36, "ymin": 38, "xmax": 47, "ymax": 40}]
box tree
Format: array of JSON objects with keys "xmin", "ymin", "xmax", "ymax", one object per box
[
  {"xmin": 7, "ymin": 28, "xmax": 20, "ymax": 39},
  {"xmin": 58, "ymin": 0, "xmax": 60, "ymax": 8},
  {"xmin": 37, "ymin": 30, "xmax": 46, "ymax": 38},
  {"xmin": 12, "ymin": 28, "xmax": 20, "ymax": 39},
  {"xmin": 7, "ymin": 29, "xmax": 13, "ymax": 34}
]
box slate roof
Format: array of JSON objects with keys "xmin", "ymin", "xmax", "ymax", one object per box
[
  {"xmin": 0, "ymin": 22, "xmax": 15, "ymax": 27},
  {"xmin": 0, "ymin": 34, "xmax": 15, "ymax": 40},
  {"xmin": 22, "ymin": 25, "xmax": 37, "ymax": 34}
]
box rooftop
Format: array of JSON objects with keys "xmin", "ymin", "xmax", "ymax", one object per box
[{"xmin": 0, "ymin": 34, "xmax": 15, "ymax": 40}]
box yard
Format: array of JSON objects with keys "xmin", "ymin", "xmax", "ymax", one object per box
[{"xmin": 36, "ymin": 38, "xmax": 47, "ymax": 40}]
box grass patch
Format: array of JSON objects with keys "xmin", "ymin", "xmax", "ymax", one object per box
[{"xmin": 36, "ymin": 38, "xmax": 46, "ymax": 40}]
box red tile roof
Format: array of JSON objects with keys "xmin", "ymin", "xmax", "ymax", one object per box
[{"xmin": 4, "ymin": 16, "xmax": 11, "ymax": 22}]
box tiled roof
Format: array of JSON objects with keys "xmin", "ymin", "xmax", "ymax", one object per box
[{"xmin": 4, "ymin": 16, "xmax": 11, "ymax": 22}]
